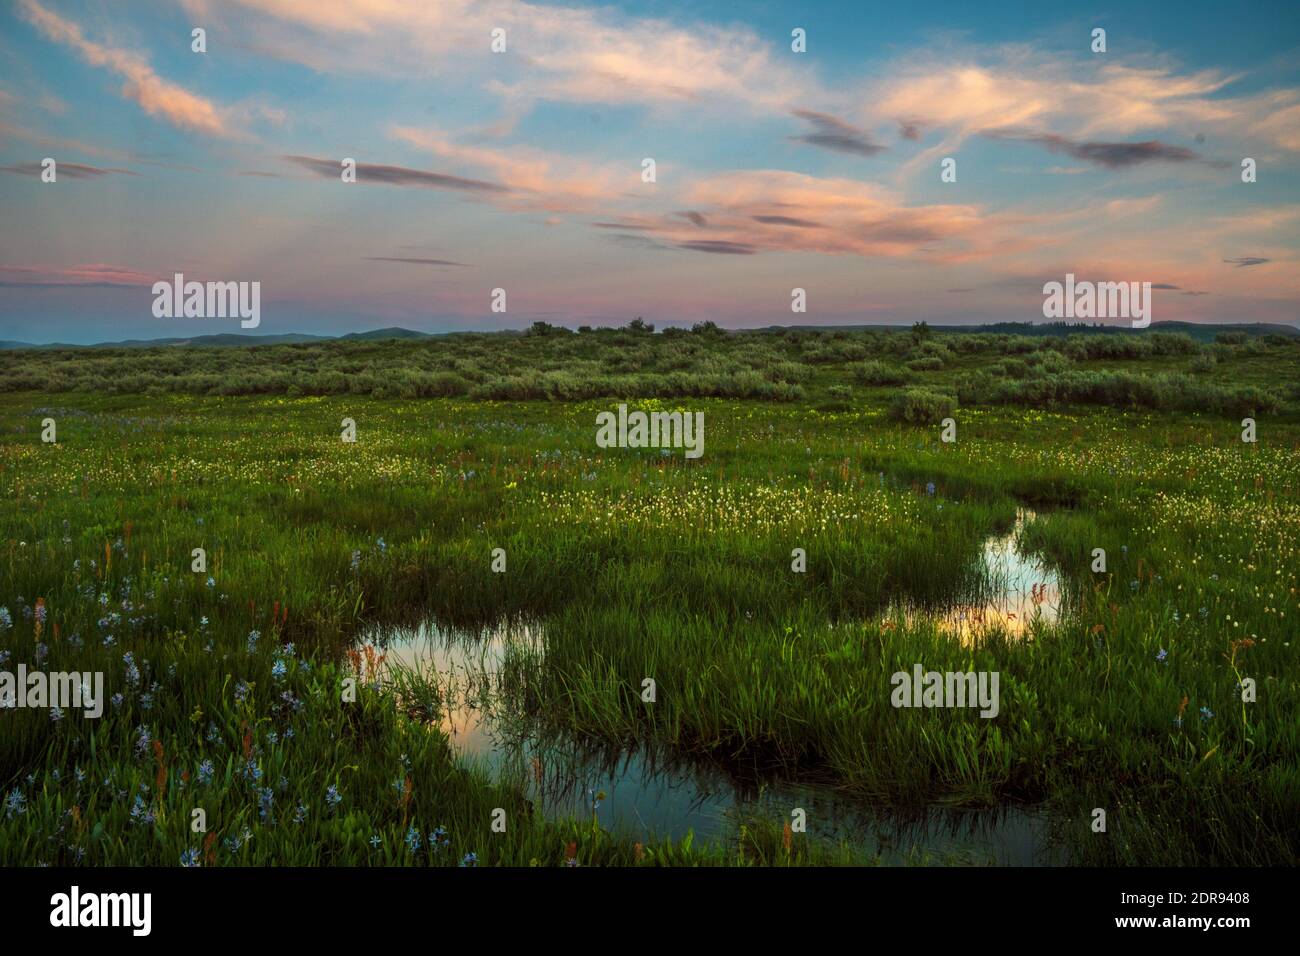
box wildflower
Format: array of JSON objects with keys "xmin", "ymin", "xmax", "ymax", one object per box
[
  {"xmin": 1200, "ymin": 706, "xmax": 1214, "ymax": 722},
  {"xmin": 326, "ymin": 785, "xmax": 343, "ymax": 811},
  {"xmin": 197, "ymin": 760, "xmax": 214, "ymax": 785},
  {"xmin": 234, "ymin": 680, "xmax": 251, "ymax": 703},
  {"xmin": 0, "ymin": 650, "xmax": 9, "ymax": 666},
  {"xmin": 271, "ymin": 660, "xmax": 287, "ymax": 681},
  {"xmin": 369, "ymin": 834, "xmax": 382, "ymax": 849},
  {"xmin": 129, "ymin": 795, "xmax": 155, "ymax": 826},
  {"xmin": 405, "ymin": 826, "xmax": 422, "ymax": 853},
  {"xmin": 258, "ymin": 788, "xmax": 274, "ymax": 821},
  {"xmin": 134, "ymin": 725, "xmax": 151, "ymax": 758},
  {"xmin": 925, "ymin": 482, "xmax": 935, "ymax": 497},
  {"xmin": 350, "ymin": 551, "xmax": 361, "ymax": 572},
  {"xmin": 1156, "ymin": 648, "xmax": 1168, "ymax": 663},
  {"xmin": 247, "ymin": 630, "xmax": 260, "ymax": 654},
  {"xmin": 34, "ymin": 643, "xmax": 48, "ymax": 665},
  {"xmin": 376, "ymin": 537, "xmax": 387, "ymax": 554},
  {"xmin": 180, "ymin": 849, "xmax": 201, "ymax": 867},
  {"xmin": 459, "ymin": 852, "xmax": 478, "ymax": 867},
  {"xmin": 206, "ymin": 577, "xmax": 215, "ymax": 589},
  {"xmin": 4, "ymin": 789, "xmax": 26, "ymax": 818},
  {"xmin": 121, "ymin": 652, "xmax": 141, "ymax": 688},
  {"xmin": 50, "ymin": 706, "xmax": 64, "ymax": 722},
  {"xmin": 0, "ymin": 607, "xmax": 12, "ymax": 630}
]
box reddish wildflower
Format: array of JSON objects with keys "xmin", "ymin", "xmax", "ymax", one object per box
[{"xmin": 153, "ymin": 739, "xmax": 168, "ymax": 799}]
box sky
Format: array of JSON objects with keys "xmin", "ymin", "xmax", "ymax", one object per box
[{"xmin": 0, "ymin": 0, "xmax": 1297, "ymax": 344}]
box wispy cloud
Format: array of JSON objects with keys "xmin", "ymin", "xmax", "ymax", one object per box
[
  {"xmin": 0, "ymin": 264, "xmax": 154, "ymax": 287},
  {"xmin": 193, "ymin": 0, "xmax": 813, "ymax": 112},
  {"xmin": 17, "ymin": 0, "xmax": 234, "ymax": 137},
  {"xmin": 0, "ymin": 161, "xmax": 137, "ymax": 178},
  {"xmin": 983, "ymin": 129, "xmax": 1223, "ymax": 168},
  {"xmin": 753, "ymin": 214, "xmax": 821, "ymax": 228},
  {"xmin": 363, "ymin": 257, "xmax": 470, "ymax": 267},
  {"xmin": 580, "ymin": 169, "xmax": 1037, "ymax": 263},
  {"xmin": 675, "ymin": 240, "xmax": 757, "ymax": 255},
  {"xmin": 281, "ymin": 154, "xmax": 507, "ymax": 192},
  {"xmin": 789, "ymin": 109, "xmax": 886, "ymax": 157},
  {"xmin": 1223, "ymin": 256, "xmax": 1270, "ymax": 267},
  {"xmin": 389, "ymin": 125, "xmax": 626, "ymax": 213}
]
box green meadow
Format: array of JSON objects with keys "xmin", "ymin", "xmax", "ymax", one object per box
[{"xmin": 1, "ymin": 324, "xmax": 1297, "ymax": 866}]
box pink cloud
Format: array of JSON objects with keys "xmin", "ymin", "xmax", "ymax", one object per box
[
  {"xmin": 0, "ymin": 264, "xmax": 157, "ymax": 287},
  {"xmin": 18, "ymin": 0, "xmax": 233, "ymax": 137}
]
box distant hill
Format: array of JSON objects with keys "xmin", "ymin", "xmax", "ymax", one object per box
[
  {"xmin": 336, "ymin": 327, "xmax": 436, "ymax": 342},
  {"xmin": 759, "ymin": 321, "xmax": 1299, "ymax": 341},
  {"xmin": 947, "ymin": 321, "xmax": 1300, "ymax": 342},
  {"xmin": 3, "ymin": 331, "xmax": 357, "ymax": 350},
  {"xmin": 1, "ymin": 320, "xmax": 1295, "ymax": 350}
]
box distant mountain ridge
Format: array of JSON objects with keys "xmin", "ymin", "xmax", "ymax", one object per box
[
  {"xmin": 1, "ymin": 321, "xmax": 1296, "ymax": 350},
  {"xmin": 0, "ymin": 327, "xmax": 436, "ymax": 350}
]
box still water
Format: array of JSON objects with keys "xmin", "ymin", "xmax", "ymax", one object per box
[{"xmin": 361, "ymin": 513, "xmax": 1066, "ymax": 864}]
